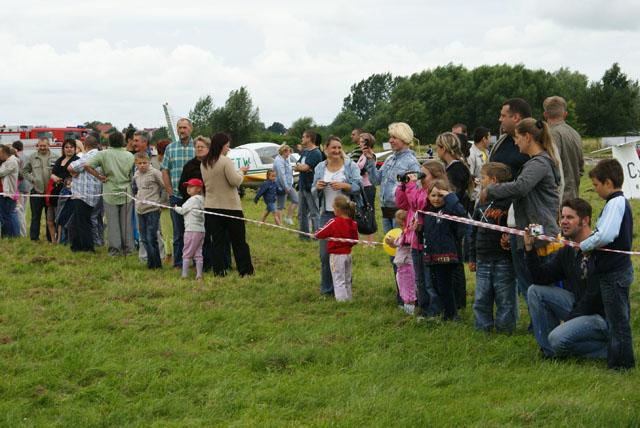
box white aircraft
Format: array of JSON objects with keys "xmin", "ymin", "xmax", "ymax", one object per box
[
  {"xmin": 591, "ymin": 140, "xmax": 640, "ymax": 199},
  {"xmin": 228, "ymin": 142, "xmax": 300, "ymax": 188}
]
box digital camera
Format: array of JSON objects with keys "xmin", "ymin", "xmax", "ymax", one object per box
[{"xmin": 397, "ymin": 171, "xmax": 426, "ymax": 184}]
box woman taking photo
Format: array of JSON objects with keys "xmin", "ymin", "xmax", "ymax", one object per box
[
  {"xmin": 356, "ymin": 132, "xmax": 377, "ymax": 240},
  {"xmin": 273, "ymin": 143, "xmax": 298, "ymax": 225},
  {"xmin": 200, "ymin": 133, "xmax": 254, "ymax": 277},
  {"xmin": 482, "ymin": 118, "xmax": 561, "ymax": 258},
  {"xmin": 312, "ymin": 135, "xmax": 362, "ymax": 296}
]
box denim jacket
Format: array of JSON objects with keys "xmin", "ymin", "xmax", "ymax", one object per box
[
  {"xmin": 312, "ymin": 159, "xmax": 362, "ymax": 213},
  {"xmin": 365, "ymin": 149, "xmax": 420, "ymax": 208},
  {"xmin": 273, "ymin": 154, "xmax": 293, "ymax": 192}
]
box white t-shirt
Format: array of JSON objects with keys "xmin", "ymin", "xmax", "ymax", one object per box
[{"xmin": 323, "ymin": 166, "xmax": 346, "ymax": 212}]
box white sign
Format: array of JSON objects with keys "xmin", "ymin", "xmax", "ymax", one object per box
[{"xmin": 611, "ymin": 142, "xmax": 640, "ymax": 199}]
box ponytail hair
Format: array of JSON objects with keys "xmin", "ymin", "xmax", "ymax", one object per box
[
  {"xmin": 516, "ymin": 118, "xmax": 559, "ymax": 167},
  {"xmin": 332, "ymin": 195, "xmax": 356, "ymax": 219}
]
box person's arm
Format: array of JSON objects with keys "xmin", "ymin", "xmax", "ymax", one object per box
[
  {"xmin": 0, "ymin": 158, "xmax": 17, "ymax": 177},
  {"xmin": 580, "ymin": 196, "xmax": 626, "ymax": 252},
  {"xmin": 85, "ymin": 153, "xmax": 107, "ymax": 183},
  {"xmin": 362, "ymin": 147, "xmax": 382, "ymax": 185},
  {"xmin": 173, "ymin": 195, "xmax": 193, "ymax": 215},
  {"xmin": 274, "ymin": 158, "xmax": 287, "ymax": 190},
  {"xmin": 161, "ymin": 151, "xmax": 173, "ymax": 196},
  {"xmin": 443, "ymin": 192, "xmax": 466, "ymax": 217},
  {"xmin": 224, "ymin": 158, "xmax": 244, "ymax": 187},
  {"xmin": 22, "ymin": 155, "xmax": 35, "ymax": 183},
  {"xmin": 314, "ymin": 217, "xmax": 336, "ymax": 240},
  {"xmin": 486, "ymin": 157, "xmax": 543, "ymax": 201},
  {"xmin": 343, "ymin": 161, "xmax": 362, "ymax": 195},
  {"xmin": 523, "ymin": 226, "xmax": 566, "ymax": 285},
  {"xmin": 254, "ymin": 181, "xmax": 267, "ymax": 203}
]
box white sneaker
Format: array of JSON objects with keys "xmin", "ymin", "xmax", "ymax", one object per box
[
  {"xmin": 403, "ymin": 304, "xmax": 415, "ymax": 315},
  {"xmin": 284, "ymin": 217, "xmax": 294, "ymax": 225}
]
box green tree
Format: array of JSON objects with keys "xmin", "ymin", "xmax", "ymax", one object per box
[
  {"xmin": 189, "ymin": 95, "xmax": 215, "ymax": 137},
  {"xmin": 267, "ymin": 122, "xmax": 287, "ymax": 134},
  {"xmin": 211, "ymin": 87, "xmax": 261, "ymax": 146},
  {"xmin": 150, "ymin": 126, "xmax": 169, "ymax": 144},
  {"xmin": 288, "ymin": 117, "xmax": 316, "ymax": 140},
  {"xmin": 577, "ymin": 63, "xmax": 640, "ymax": 136},
  {"xmin": 343, "ymin": 73, "xmax": 402, "ymax": 122}
]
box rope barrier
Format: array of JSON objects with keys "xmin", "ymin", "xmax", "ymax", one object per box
[{"xmin": 2, "ymin": 190, "xmax": 639, "ymax": 254}]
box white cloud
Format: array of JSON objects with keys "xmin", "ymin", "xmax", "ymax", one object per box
[{"xmin": 1, "ymin": 0, "xmax": 639, "ymax": 130}]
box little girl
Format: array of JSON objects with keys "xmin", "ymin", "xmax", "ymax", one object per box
[
  {"xmin": 173, "ymin": 178, "xmax": 206, "ymax": 280},
  {"xmin": 385, "ymin": 209, "xmax": 416, "ymax": 315},
  {"xmin": 314, "ymin": 195, "xmax": 359, "ymax": 301},
  {"xmin": 422, "ymin": 179, "xmax": 466, "ymax": 320}
]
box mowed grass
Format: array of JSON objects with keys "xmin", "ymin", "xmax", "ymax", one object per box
[{"xmin": 1, "ymin": 170, "xmax": 640, "ymax": 427}]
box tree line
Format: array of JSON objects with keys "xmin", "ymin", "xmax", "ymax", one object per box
[{"xmin": 88, "ymin": 62, "xmax": 640, "ymax": 148}]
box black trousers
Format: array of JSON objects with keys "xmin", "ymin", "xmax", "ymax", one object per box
[
  {"xmin": 205, "ymin": 208, "xmax": 254, "ymax": 276},
  {"xmin": 69, "ymin": 199, "xmax": 95, "ymax": 252},
  {"xmin": 29, "ymin": 192, "xmax": 51, "ymax": 241}
]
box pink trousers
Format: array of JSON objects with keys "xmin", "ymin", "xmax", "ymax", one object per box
[
  {"xmin": 182, "ymin": 231, "xmax": 204, "ymax": 262},
  {"xmin": 396, "ymin": 263, "xmax": 416, "ymax": 304}
]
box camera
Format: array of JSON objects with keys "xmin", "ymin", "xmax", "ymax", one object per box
[
  {"xmin": 397, "ymin": 171, "xmax": 426, "ymax": 183},
  {"xmin": 529, "ymin": 224, "xmax": 544, "ymax": 236}
]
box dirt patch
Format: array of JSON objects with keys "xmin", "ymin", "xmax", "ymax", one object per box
[
  {"xmin": 30, "ymin": 256, "xmax": 55, "ymax": 264},
  {"xmin": 0, "ymin": 336, "xmax": 12, "ymax": 344}
]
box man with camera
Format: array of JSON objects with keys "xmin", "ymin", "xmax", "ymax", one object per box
[{"xmin": 524, "ymin": 198, "xmax": 608, "ymax": 360}]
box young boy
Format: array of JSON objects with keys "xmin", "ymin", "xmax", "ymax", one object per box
[
  {"xmin": 254, "ymin": 169, "xmax": 282, "ymax": 225},
  {"xmin": 133, "ymin": 152, "xmax": 165, "ymax": 269},
  {"xmin": 469, "ymin": 162, "xmax": 516, "ymax": 333},
  {"xmin": 580, "ymin": 158, "xmax": 634, "ymax": 370}
]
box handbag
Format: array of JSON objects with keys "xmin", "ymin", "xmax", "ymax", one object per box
[{"xmin": 353, "ymin": 186, "xmax": 377, "ymax": 235}]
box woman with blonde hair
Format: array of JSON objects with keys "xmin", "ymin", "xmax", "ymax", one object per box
[{"xmin": 273, "ymin": 143, "xmax": 298, "ymax": 225}]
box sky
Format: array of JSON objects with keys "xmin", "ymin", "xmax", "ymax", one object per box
[{"xmin": 1, "ymin": 0, "xmax": 639, "ymax": 131}]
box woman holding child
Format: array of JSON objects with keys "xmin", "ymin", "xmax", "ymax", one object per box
[{"xmin": 312, "ymin": 136, "xmax": 362, "ymax": 296}]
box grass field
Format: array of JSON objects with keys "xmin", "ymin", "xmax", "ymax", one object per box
[{"xmin": 1, "ymin": 170, "xmax": 640, "ymax": 426}]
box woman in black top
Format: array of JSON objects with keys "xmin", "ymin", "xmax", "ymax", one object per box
[
  {"xmin": 178, "ymin": 136, "xmax": 210, "ymax": 202},
  {"xmin": 435, "ymin": 132, "xmax": 472, "ymax": 309},
  {"xmin": 50, "ymin": 139, "xmax": 79, "ymax": 208}
]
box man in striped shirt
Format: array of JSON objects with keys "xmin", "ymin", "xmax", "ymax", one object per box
[
  {"xmin": 161, "ymin": 118, "xmax": 195, "ymax": 268},
  {"xmin": 67, "ymin": 135, "xmax": 102, "ymax": 252}
]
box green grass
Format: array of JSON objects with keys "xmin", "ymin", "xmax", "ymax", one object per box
[{"xmin": 1, "ymin": 170, "xmax": 640, "ymax": 427}]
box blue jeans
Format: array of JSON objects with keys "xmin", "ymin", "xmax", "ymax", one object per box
[
  {"xmin": 0, "ymin": 196, "xmax": 19, "ymax": 238},
  {"xmin": 298, "ymin": 189, "xmax": 319, "ymax": 240},
  {"xmin": 412, "ymin": 249, "xmax": 441, "ymax": 316},
  {"xmin": 527, "ymin": 285, "xmax": 575, "ymax": 357},
  {"xmin": 548, "ymin": 314, "xmax": 608, "ymax": 359},
  {"xmin": 474, "ymin": 259, "xmax": 517, "ymax": 333},
  {"xmin": 169, "ymin": 195, "xmax": 185, "ymax": 266},
  {"xmin": 599, "ymin": 266, "xmax": 635, "ymax": 369},
  {"xmin": 319, "ymin": 211, "xmax": 335, "ymax": 294},
  {"xmin": 138, "ymin": 210, "xmax": 162, "ymax": 269}
]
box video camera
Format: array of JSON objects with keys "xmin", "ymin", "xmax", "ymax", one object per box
[{"xmin": 397, "ymin": 171, "xmax": 426, "ymax": 184}]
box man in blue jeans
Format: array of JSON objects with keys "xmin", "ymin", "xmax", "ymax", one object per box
[
  {"xmin": 161, "ymin": 118, "xmax": 195, "ymax": 267},
  {"xmin": 525, "ymin": 198, "xmax": 608, "ymax": 360}
]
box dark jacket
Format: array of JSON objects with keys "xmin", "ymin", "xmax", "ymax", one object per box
[
  {"xmin": 469, "ymin": 197, "xmax": 511, "ymax": 263},
  {"xmin": 489, "ymin": 134, "xmax": 529, "ymax": 179},
  {"xmin": 178, "ymin": 157, "xmax": 203, "ymax": 202},
  {"xmin": 254, "ymin": 179, "xmax": 278, "ymax": 204},
  {"xmin": 422, "ymin": 193, "xmax": 466, "ymax": 265},
  {"xmin": 525, "ymin": 246, "xmax": 604, "ymax": 320}
]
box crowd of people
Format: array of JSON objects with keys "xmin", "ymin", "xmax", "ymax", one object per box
[{"xmin": 0, "ymin": 95, "xmax": 635, "ymax": 370}]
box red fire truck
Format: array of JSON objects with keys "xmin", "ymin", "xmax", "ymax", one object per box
[{"xmin": 0, "ymin": 125, "xmax": 89, "ymax": 147}]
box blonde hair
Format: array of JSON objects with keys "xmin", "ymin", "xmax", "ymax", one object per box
[
  {"xmin": 516, "ymin": 118, "xmax": 560, "ymax": 167},
  {"xmin": 278, "ymin": 143, "xmax": 291, "ymax": 155},
  {"xmin": 421, "ymin": 159, "xmax": 447, "ymax": 182},
  {"xmin": 332, "ymin": 195, "xmax": 356, "ymax": 219},
  {"xmin": 543, "ymin": 96, "xmax": 567, "ymax": 119},
  {"xmin": 388, "ymin": 122, "xmax": 415, "ymax": 146},
  {"xmin": 435, "ymin": 132, "xmax": 463, "ymax": 160},
  {"xmin": 75, "ymin": 140, "xmax": 85, "ymax": 153},
  {"xmin": 194, "ymin": 135, "xmax": 211, "ymax": 147},
  {"xmin": 395, "ymin": 209, "xmax": 408, "ymax": 225},
  {"xmin": 428, "ymin": 178, "xmax": 450, "ymax": 194}
]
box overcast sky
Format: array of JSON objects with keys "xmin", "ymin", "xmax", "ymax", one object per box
[{"xmin": 1, "ymin": 0, "xmax": 639, "ymax": 131}]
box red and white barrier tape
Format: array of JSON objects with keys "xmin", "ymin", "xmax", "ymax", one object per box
[
  {"xmin": 3, "ymin": 190, "xmax": 639, "ymax": 254},
  {"xmin": 417, "ymin": 209, "xmax": 640, "ymax": 256}
]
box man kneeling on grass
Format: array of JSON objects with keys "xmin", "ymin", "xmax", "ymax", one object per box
[{"xmin": 525, "ymin": 198, "xmax": 608, "ymax": 361}]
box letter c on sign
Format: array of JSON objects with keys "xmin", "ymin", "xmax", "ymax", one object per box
[{"xmin": 627, "ymin": 162, "xmax": 638, "ymax": 179}]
